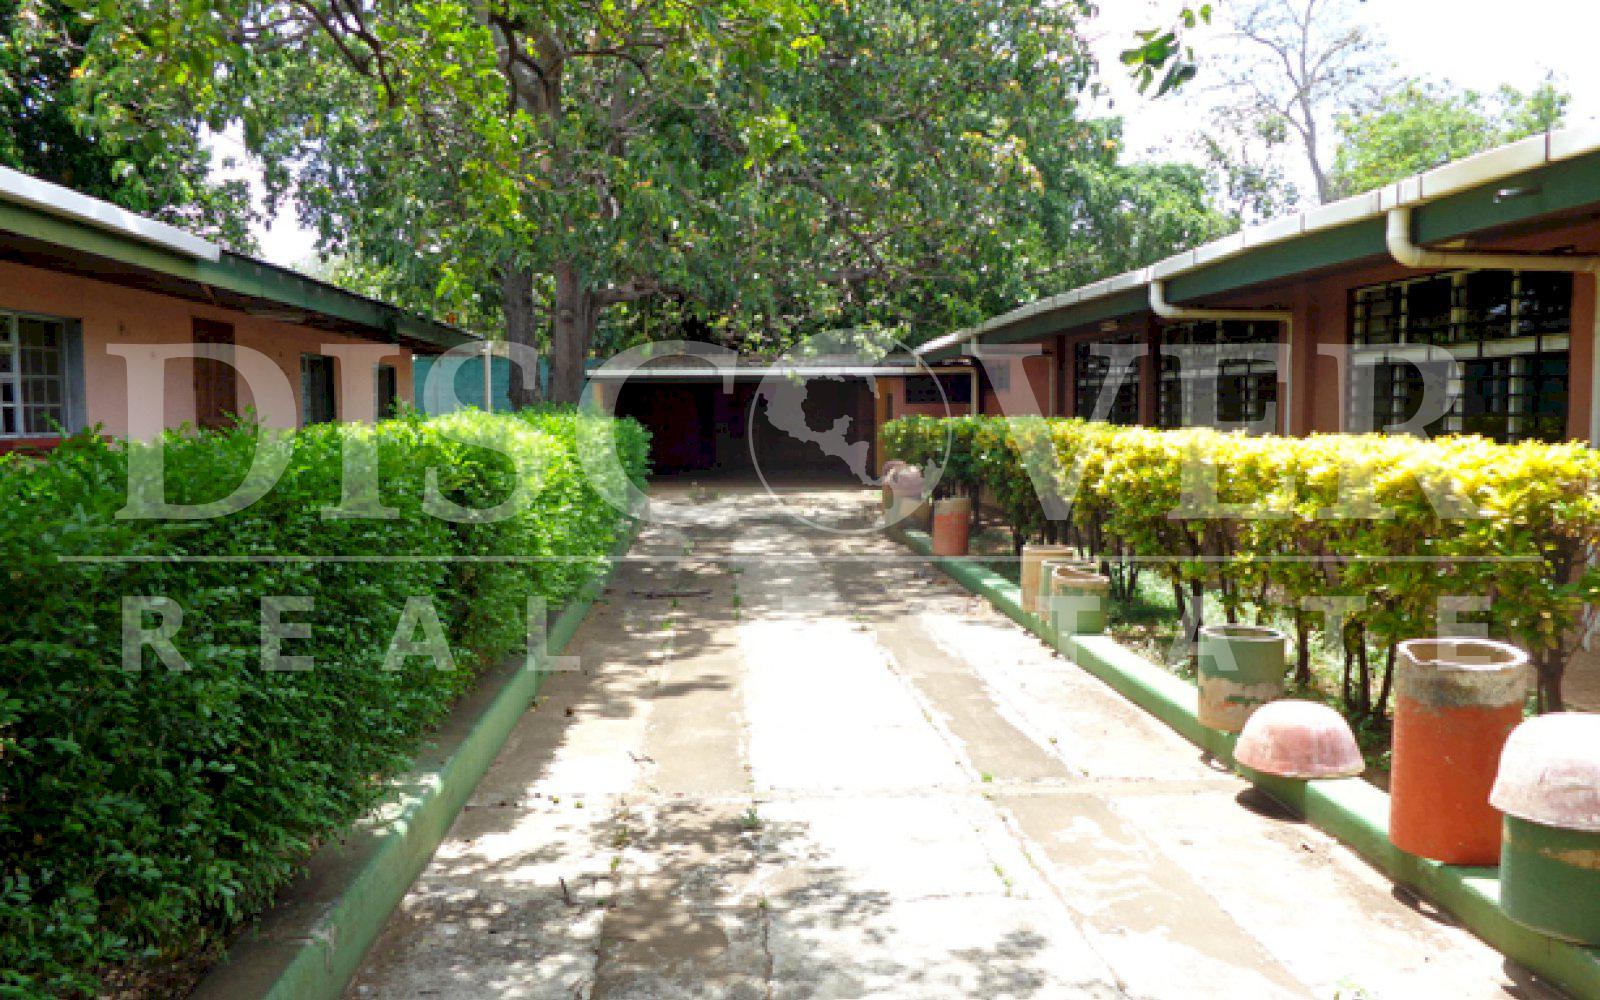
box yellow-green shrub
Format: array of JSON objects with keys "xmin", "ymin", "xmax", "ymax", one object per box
[{"xmin": 881, "ymin": 416, "xmax": 1600, "ymax": 713}]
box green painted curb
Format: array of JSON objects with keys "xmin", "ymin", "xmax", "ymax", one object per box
[
  {"xmin": 192, "ymin": 518, "xmax": 641, "ymax": 1000},
  {"xmin": 893, "ymin": 526, "xmax": 1600, "ymax": 999}
]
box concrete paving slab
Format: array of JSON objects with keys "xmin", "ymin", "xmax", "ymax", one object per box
[{"xmin": 346, "ymin": 486, "xmax": 1560, "ymax": 1000}]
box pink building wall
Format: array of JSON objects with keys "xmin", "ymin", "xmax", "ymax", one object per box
[{"xmin": 0, "ymin": 260, "xmax": 416, "ymax": 442}]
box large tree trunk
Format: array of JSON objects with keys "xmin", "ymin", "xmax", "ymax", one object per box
[
  {"xmin": 500, "ymin": 263, "xmax": 541, "ymax": 409},
  {"xmin": 548, "ymin": 263, "xmax": 595, "ymax": 404}
]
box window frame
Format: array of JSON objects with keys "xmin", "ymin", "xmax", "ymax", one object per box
[
  {"xmin": 1155, "ymin": 319, "xmax": 1281, "ymax": 431},
  {"xmin": 1348, "ymin": 269, "xmax": 1573, "ymax": 443},
  {"xmin": 375, "ymin": 362, "xmax": 400, "ymax": 421},
  {"xmin": 0, "ymin": 308, "xmax": 74, "ymax": 438},
  {"xmin": 1072, "ymin": 335, "xmax": 1141, "ymax": 425}
]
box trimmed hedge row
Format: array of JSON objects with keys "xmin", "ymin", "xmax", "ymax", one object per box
[
  {"xmin": 881, "ymin": 415, "xmax": 1600, "ymax": 714},
  {"xmin": 0, "ymin": 408, "xmax": 648, "ymax": 997}
]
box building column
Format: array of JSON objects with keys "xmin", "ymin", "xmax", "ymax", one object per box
[
  {"xmin": 1287, "ymin": 282, "xmax": 1319, "ymax": 436},
  {"xmin": 1139, "ymin": 317, "xmax": 1160, "ymax": 426},
  {"xmin": 1567, "ymin": 272, "xmax": 1600, "ymax": 444}
]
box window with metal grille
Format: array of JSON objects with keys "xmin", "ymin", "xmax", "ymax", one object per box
[
  {"xmin": 903, "ymin": 372, "xmax": 972, "ymax": 405},
  {"xmin": 1073, "ymin": 337, "xmax": 1140, "ymax": 424},
  {"xmin": 1156, "ymin": 320, "xmax": 1280, "ymax": 429},
  {"xmin": 0, "ymin": 311, "xmax": 70, "ymax": 437},
  {"xmin": 1349, "ymin": 270, "xmax": 1572, "ymax": 442}
]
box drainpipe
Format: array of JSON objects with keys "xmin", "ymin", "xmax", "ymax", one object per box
[
  {"xmin": 483, "ymin": 341, "xmax": 494, "ymax": 412},
  {"xmin": 1148, "ymin": 280, "xmax": 1295, "ymax": 433},
  {"xmin": 1386, "ymin": 206, "xmax": 1600, "ymax": 274}
]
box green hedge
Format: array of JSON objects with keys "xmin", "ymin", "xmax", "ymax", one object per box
[
  {"xmin": 0, "ymin": 408, "xmax": 648, "ymax": 997},
  {"xmin": 882, "ymin": 415, "xmax": 1600, "ymax": 714}
]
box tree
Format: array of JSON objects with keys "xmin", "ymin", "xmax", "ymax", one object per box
[
  {"xmin": 1329, "ymin": 79, "xmax": 1569, "ymax": 197},
  {"xmin": 94, "ymin": 0, "xmax": 813, "ymax": 404},
  {"xmin": 639, "ymin": 0, "xmax": 1230, "ymax": 349},
  {"xmin": 1, "ymin": 0, "xmax": 256, "ymax": 249},
  {"xmin": 1202, "ymin": 0, "xmax": 1390, "ymax": 207},
  {"xmin": 94, "ymin": 0, "xmax": 1225, "ymax": 392}
]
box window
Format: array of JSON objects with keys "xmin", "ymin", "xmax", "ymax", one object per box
[
  {"xmin": 904, "ymin": 372, "xmax": 972, "ymax": 406},
  {"xmin": 1156, "ymin": 320, "xmax": 1279, "ymax": 430},
  {"xmin": 376, "ymin": 363, "xmax": 399, "ymax": 420},
  {"xmin": 1073, "ymin": 337, "xmax": 1140, "ymax": 425},
  {"xmin": 0, "ymin": 311, "xmax": 72, "ymax": 437},
  {"xmin": 1349, "ymin": 270, "xmax": 1572, "ymax": 443},
  {"xmin": 300, "ymin": 354, "xmax": 338, "ymax": 425}
]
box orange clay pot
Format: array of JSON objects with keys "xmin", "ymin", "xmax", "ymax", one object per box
[
  {"xmin": 929, "ymin": 497, "xmax": 972, "ymax": 557},
  {"xmin": 1389, "ymin": 638, "xmax": 1531, "ymax": 865}
]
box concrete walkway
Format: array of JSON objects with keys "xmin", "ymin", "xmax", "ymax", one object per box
[{"xmin": 349, "ymin": 486, "xmax": 1560, "ymax": 999}]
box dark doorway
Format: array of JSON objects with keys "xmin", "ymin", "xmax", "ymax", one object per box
[
  {"xmin": 300, "ymin": 354, "xmax": 338, "ymax": 425},
  {"xmin": 376, "ymin": 363, "xmax": 399, "ymax": 420},
  {"xmin": 191, "ymin": 318, "xmax": 236, "ymax": 430},
  {"xmin": 612, "ymin": 375, "xmax": 877, "ymax": 483}
]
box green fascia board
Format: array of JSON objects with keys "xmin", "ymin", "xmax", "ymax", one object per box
[
  {"xmin": 1415, "ymin": 153, "xmax": 1600, "ymax": 244},
  {"xmin": 939, "ymin": 149, "xmax": 1600, "ymax": 351},
  {"xmin": 980, "ymin": 288, "xmax": 1150, "ymax": 346},
  {"xmin": 1165, "ymin": 220, "xmax": 1387, "ymax": 304},
  {"xmin": 0, "ymin": 200, "xmax": 473, "ymax": 349}
]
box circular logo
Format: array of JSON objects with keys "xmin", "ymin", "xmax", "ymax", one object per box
[{"xmin": 747, "ymin": 331, "xmax": 955, "ymax": 534}]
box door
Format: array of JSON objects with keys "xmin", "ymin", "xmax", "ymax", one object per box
[
  {"xmin": 376, "ymin": 363, "xmax": 399, "ymax": 420},
  {"xmin": 300, "ymin": 354, "xmax": 337, "ymax": 425},
  {"xmin": 192, "ymin": 318, "xmax": 236, "ymax": 430}
]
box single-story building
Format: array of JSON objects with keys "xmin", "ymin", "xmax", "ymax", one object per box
[
  {"xmin": 900, "ymin": 125, "xmax": 1600, "ymax": 447},
  {"xmin": 590, "ymin": 356, "xmax": 976, "ymax": 481},
  {"xmin": 0, "ymin": 166, "xmax": 475, "ymax": 451}
]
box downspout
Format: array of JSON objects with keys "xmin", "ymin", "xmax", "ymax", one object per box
[
  {"xmin": 1148, "ymin": 280, "xmax": 1295, "ymax": 432},
  {"xmin": 1386, "ymin": 206, "xmax": 1600, "ymax": 444},
  {"xmin": 1386, "ymin": 206, "xmax": 1600, "ymax": 274},
  {"xmin": 482, "ymin": 341, "xmax": 494, "ymax": 412}
]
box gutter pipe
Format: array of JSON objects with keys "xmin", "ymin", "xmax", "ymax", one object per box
[{"xmin": 1385, "ymin": 206, "xmax": 1600, "ymax": 274}]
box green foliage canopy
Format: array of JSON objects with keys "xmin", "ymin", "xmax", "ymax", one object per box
[
  {"xmin": 1329, "ymin": 79, "xmax": 1569, "ymax": 197},
  {"xmin": 2, "ymin": 0, "xmax": 258, "ymax": 249}
]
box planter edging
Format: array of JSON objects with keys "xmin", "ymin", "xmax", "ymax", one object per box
[
  {"xmin": 891, "ymin": 525, "xmax": 1600, "ymax": 998},
  {"xmin": 192, "ymin": 517, "xmax": 641, "ymax": 1000}
]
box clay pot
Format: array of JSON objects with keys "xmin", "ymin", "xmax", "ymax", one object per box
[
  {"xmin": 1233, "ymin": 700, "xmax": 1364, "ymax": 780},
  {"xmin": 1045, "ymin": 567, "xmax": 1109, "ymax": 640},
  {"xmin": 880, "ymin": 460, "xmax": 906, "ymax": 510},
  {"xmin": 886, "ymin": 467, "xmax": 930, "ymax": 529},
  {"xmin": 1389, "ymin": 637, "xmax": 1530, "ymax": 865},
  {"xmin": 1019, "ymin": 544, "xmax": 1078, "ymax": 614},
  {"xmin": 930, "ymin": 496, "xmax": 972, "ymax": 556}
]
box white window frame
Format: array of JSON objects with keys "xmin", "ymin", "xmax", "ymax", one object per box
[{"xmin": 0, "ymin": 309, "xmax": 72, "ymax": 438}]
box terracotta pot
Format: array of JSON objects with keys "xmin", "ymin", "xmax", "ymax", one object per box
[
  {"xmin": 1390, "ymin": 637, "xmax": 1530, "ymax": 865},
  {"xmin": 1234, "ymin": 700, "xmax": 1364, "ymax": 780},
  {"xmin": 930, "ymin": 497, "xmax": 972, "ymax": 556}
]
